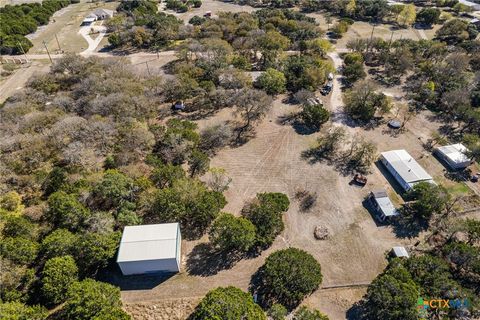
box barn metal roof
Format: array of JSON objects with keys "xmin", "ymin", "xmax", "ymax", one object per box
[{"xmin": 117, "ymin": 223, "xmax": 180, "ymax": 263}]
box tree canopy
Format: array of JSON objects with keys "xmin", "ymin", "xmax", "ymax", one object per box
[
  {"xmin": 254, "ymin": 248, "xmax": 322, "ymax": 308},
  {"xmin": 190, "ymin": 286, "xmax": 266, "ymax": 320}
]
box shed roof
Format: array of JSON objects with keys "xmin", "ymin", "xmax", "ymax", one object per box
[
  {"xmin": 381, "ymin": 150, "xmax": 433, "ymax": 184},
  {"xmin": 93, "ymin": 8, "xmax": 114, "ymax": 17},
  {"xmin": 82, "ymin": 17, "xmax": 96, "ymax": 23},
  {"xmin": 436, "ymin": 143, "xmax": 470, "ymax": 165},
  {"xmin": 392, "ymin": 246, "xmax": 409, "ymax": 258},
  {"xmin": 371, "ymin": 190, "xmax": 398, "ymax": 217},
  {"xmin": 117, "ymin": 223, "xmax": 180, "ymax": 263}
]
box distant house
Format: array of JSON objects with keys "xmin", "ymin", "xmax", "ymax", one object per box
[
  {"xmin": 470, "ymin": 18, "xmax": 480, "ymax": 30},
  {"xmin": 392, "ymin": 246, "xmax": 409, "ymax": 258},
  {"xmin": 434, "ymin": 143, "xmax": 471, "ymax": 170},
  {"xmin": 117, "ymin": 223, "xmax": 182, "ymax": 276},
  {"xmin": 81, "ymin": 16, "xmax": 96, "ymax": 26},
  {"xmin": 81, "ymin": 8, "xmax": 114, "ymax": 25},
  {"xmin": 380, "ymin": 150, "xmax": 434, "ymax": 192},
  {"xmin": 92, "ymin": 8, "xmax": 114, "ymax": 20},
  {"xmin": 458, "ymin": 0, "xmax": 480, "ymax": 11},
  {"xmin": 369, "ymin": 190, "xmax": 399, "ymax": 222}
]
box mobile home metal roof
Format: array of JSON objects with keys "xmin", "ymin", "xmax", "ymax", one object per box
[
  {"xmin": 117, "ymin": 223, "xmax": 180, "ymax": 263},
  {"xmin": 436, "ymin": 144, "xmax": 470, "ymax": 165},
  {"xmin": 381, "ymin": 150, "xmax": 433, "ymax": 184}
]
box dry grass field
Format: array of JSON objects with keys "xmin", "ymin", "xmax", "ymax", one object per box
[{"xmin": 2, "ymin": 1, "xmax": 478, "ymax": 319}]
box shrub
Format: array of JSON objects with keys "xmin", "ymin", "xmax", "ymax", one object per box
[
  {"xmin": 255, "ymin": 248, "xmax": 322, "ymax": 308},
  {"xmin": 41, "ymin": 256, "xmax": 78, "ymax": 305},
  {"xmin": 0, "ymin": 237, "xmax": 39, "ymax": 265},
  {"xmin": 41, "ymin": 229, "xmax": 78, "ymax": 259},
  {"xmin": 46, "ymin": 191, "xmax": 90, "ymax": 231},
  {"xmin": 64, "ymin": 279, "xmax": 128, "ymax": 320},
  {"xmin": 209, "ymin": 213, "xmax": 256, "ymax": 252},
  {"xmin": 300, "ymin": 104, "xmax": 330, "ymax": 131},
  {"xmin": 255, "ymin": 68, "xmax": 287, "ymax": 95},
  {"xmin": 190, "ymin": 286, "xmax": 266, "ymax": 320}
]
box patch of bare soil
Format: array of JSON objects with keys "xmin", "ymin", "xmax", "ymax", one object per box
[
  {"xmin": 124, "ymin": 297, "xmax": 201, "ymax": 320},
  {"xmin": 121, "ymin": 96, "xmax": 416, "ymax": 320}
]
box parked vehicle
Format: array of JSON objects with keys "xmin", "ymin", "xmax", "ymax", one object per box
[
  {"xmin": 320, "ymin": 81, "xmax": 333, "ymax": 95},
  {"xmin": 353, "ymin": 173, "xmax": 367, "ymax": 186}
]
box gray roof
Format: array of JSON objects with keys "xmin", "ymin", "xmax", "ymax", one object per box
[
  {"xmin": 458, "ymin": 0, "xmax": 480, "ymax": 9},
  {"xmin": 392, "ymin": 246, "xmax": 409, "ymax": 258},
  {"xmin": 117, "ymin": 223, "xmax": 180, "ymax": 263},
  {"xmin": 371, "ymin": 190, "xmax": 398, "ymax": 217},
  {"xmin": 381, "ymin": 150, "xmax": 433, "ymax": 184},
  {"xmin": 436, "ymin": 144, "xmax": 470, "ymax": 165},
  {"xmin": 93, "ymin": 8, "xmax": 114, "ymax": 17}
]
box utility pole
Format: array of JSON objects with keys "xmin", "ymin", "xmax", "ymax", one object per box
[
  {"xmin": 16, "ymin": 41, "xmax": 29, "ymax": 63},
  {"xmin": 145, "ymin": 61, "xmax": 151, "ymax": 75},
  {"xmin": 388, "ymin": 30, "xmax": 394, "ymax": 48},
  {"xmin": 55, "ymin": 34, "xmax": 62, "ymax": 53},
  {"xmin": 43, "ymin": 41, "xmax": 53, "ymax": 64}
]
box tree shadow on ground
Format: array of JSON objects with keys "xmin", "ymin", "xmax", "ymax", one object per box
[
  {"xmin": 186, "ymin": 243, "xmax": 252, "ymax": 277},
  {"xmin": 374, "ymin": 161, "xmax": 408, "ymax": 200},
  {"xmin": 391, "ymin": 207, "xmax": 429, "ymax": 239},
  {"xmin": 346, "ymin": 301, "xmax": 367, "ymax": 320},
  {"xmin": 301, "ymin": 149, "xmax": 368, "ymax": 177},
  {"xmin": 249, "ymin": 266, "xmax": 278, "ymax": 309},
  {"xmin": 231, "ymin": 126, "xmax": 257, "ymax": 147},
  {"xmin": 277, "ymin": 112, "xmax": 318, "ymax": 135},
  {"xmin": 300, "ymin": 147, "xmax": 333, "ymax": 166},
  {"xmin": 362, "ymin": 197, "xmax": 389, "ymax": 228}
]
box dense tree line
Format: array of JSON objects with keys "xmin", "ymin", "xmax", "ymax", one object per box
[
  {"xmin": 0, "ymin": 0, "xmax": 76, "ymax": 54},
  {"xmin": 344, "ymin": 35, "xmax": 480, "ymax": 152},
  {"xmin": 107, "ymin": 0, "xmax": 183, "ymax": 50},
  {"xmin": 360, "ymin": 219, "xmax": 480, "ymax": 320},
  {"xmin": 0, "ymin": 54, "xmax": 240, "ymax": 318}
]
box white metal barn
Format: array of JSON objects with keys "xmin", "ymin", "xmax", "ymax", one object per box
[
  {"xmin": 380, "ymin": 150, "xmax": 434, "ymax": 192},
  {"xmin": 117, "ymin": 223, "xmax": 181, "ymax": 275},
  {"xmin": 434, "ymin": 144, "xmax": 471, "ymax": 170}
]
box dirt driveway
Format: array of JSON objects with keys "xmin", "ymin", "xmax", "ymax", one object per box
[{"xmin": 120, "ymin": 96, "xmax": 419, "ymax": 319}]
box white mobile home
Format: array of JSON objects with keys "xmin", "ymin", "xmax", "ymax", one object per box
[
  {"xmin": 380, "ymin": 150, "xmax": 434, "ymax": 192},
  {"xmin": 117, "ymin": 223, "xmax": 181, "ymax": 275},
  {"xmin": 434, "ymin": 144, "xmax": 471, "ymax": 170}
]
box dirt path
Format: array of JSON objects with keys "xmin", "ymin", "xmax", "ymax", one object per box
[
  {"xmin": 0, "ymin": 62, "xmax": 49, "ymax": 103},
  {"xmin": 326, "ymin": 50, "xmax": 350, "ymax": 128}
]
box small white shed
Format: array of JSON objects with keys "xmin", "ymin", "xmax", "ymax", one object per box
[
  {"xmin": 435, "ymin": 144, "xmax": 471, "ymax": 170},
  {"xmin": 369, "ymin": 190, "xmax": 399, "ymax": 222},
  {"xmin": 117, "ymin": 223, "xmax": 181, "ymax": 275},
  {"xmin": 392, "ymin": 246, "xmax": 409, "ymax": 258}
]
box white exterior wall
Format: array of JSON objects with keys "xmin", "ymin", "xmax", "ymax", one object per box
[
  {"xmin": 435, "ymin": 151, "xmax": 470, "ymax": 170},
  {"xmin": 119, "ymin": 258, "xmax": 180, "ymax": 276}
]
